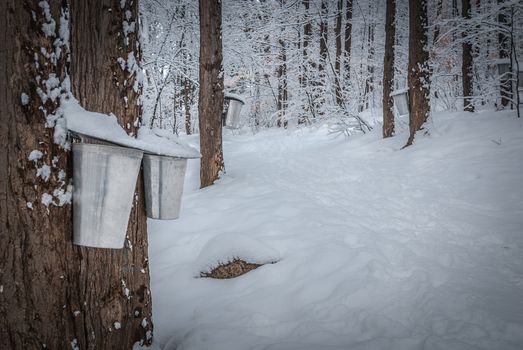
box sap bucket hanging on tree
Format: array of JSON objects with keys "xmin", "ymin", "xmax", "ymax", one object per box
[
  {"xmin": 391, "ymin": 88, "xmax": 410, "ymax": 116},
  {"xmin": 72, "ymin": 143, "xmax": 143, "ymax": 248},
  {"xmin": 143, "ymin": 154, "xmax": 189, "ymax": 220},
  {"xmin": 223, "ymin": 94, "xmax": 245, "ymax": 129}
]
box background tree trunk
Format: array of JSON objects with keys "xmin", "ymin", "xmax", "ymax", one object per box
[
  {"xmin": 277, "ymin": 38, "xmax": 288, "ymax": 128},
  {"xmin": 364, "ymin": 19, "xmax": 375, "ymax": 110},
  {"xmin": 406, "ymin": 0, "xmax": 431, "ymax": 146},
  {"xmin": 344, "ymin": 0, "xmax": 353, "ymax": 85},
  {"xmin": 497, "ymin": 0, "xmax": 512, "ymax": 108},
  {"xmin": 1, "ymin": 0, "xmax": 153, "ymax": 349},
  {"xmin": 319, "ymin": 0, "xmax": 328, "ymax": 78},
  {"xmin": 184, "ymin": 78, "xmax": 192, "ymax": 135},
  {"xmin": 383, "ymin": 0, "xmax": 396, "ymax": 138},
  {"xmin": 199, "ymin": 0, "xmax": 224, "ymax": 188},
  {"xmin": 462, "ymin": 0, "xmax": 474, "ymax": 112},
  {"xmin": 334, "ymin": 0, "xmax": 343, "ymax": 106}
]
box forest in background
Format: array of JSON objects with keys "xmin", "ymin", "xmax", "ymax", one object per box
[{"xmin": 141, "ymin": 0, "xmax": 523, "ymax": 135}]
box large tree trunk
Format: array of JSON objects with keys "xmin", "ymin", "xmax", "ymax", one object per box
[
  {"xmin": 70, "ymin": 0, "xmax": 153, "ymax": 347},
  {"xmin": 1, "ymin": 1, "xmax": 153, "ymax": 349},
  {"xmin": 199, "ymin": 0, "xmax": 224, "ymax": 188},
  {"xmin": 406, "ymin": 0, "xmax": 431, "ymax": 146},
  {"xmin": 462, "ymin": 0, "xmax": 474, "ymax": 112},
  {"xmin": 383, "ymin": 0, "xmax": 396, "ymax": 138},
  {"xmin": 334, "ymin": 0, "xmax": 343, "ymax": 106}
]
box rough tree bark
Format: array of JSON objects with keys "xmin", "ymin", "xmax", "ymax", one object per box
[
  {"xmin": 1, "ymin": 0, "xmax": 153, "ymax": 349},
  {"xmin": 462, "ymin": 0, "xmax": 474, "ymax": 112},
  {"xmin": 334, "ymin": 0, "xmax": 343, "ymax": 106},
  {"xmin": 69, "ymin": 0, "xmax": 154, "ymax": 344},
  {"xmin": 199, "ymin": 0, "xmax": 224, "ymax": 188},
  {"xmin": 406, "ymin": 0, "xmax": 431, "ymax": 146},
  {"xmin": 383, "ymin": 0, "xmax": 396, "ymax": 138}
]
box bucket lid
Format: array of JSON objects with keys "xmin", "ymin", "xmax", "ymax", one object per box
[{"xmin": 224, "ymin": 93, "xmax": 245, "ymax": 104}]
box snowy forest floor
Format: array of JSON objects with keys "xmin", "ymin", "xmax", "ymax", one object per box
[{"xmin": 148, "ymin": 110, "xmax": 523, "ymax": 350}]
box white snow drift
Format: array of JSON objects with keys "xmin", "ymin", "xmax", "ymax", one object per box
[{"xmin": 149, "ymin": 110, "xmax": 523, "ymax": 350}]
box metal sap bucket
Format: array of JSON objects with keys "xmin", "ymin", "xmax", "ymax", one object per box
[
  {"xmin": 73, "ymin": 143, "xmax": 143, "ymax": 248},
  {"xmin": 391, "ymin": 88, "xmax": 410, "ymax": 116},
  {"xmin": 143, "ymin": 154, "xmax": 187, "ymax": 220},
  {"xmin": 224, "ymin": 96, "xmax": 245, "ymax": 129}
]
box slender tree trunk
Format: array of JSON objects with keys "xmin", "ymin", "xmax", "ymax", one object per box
[
  {"xmin": 344, "ymin": 0, "xmax": 353, "ymax": 84},
  {"xmin": 173, "ymin": 90, "xmax": 178, "ymax": 133},
  {"xmin": 383, "ymin": 0, "xmax": 396, "ymax": 138},
  {"xmin": 184, "ymin": 78, "xmax": 192, "ymax": 135},
  {"xmin": 364, "ymin": 21, "xmax": 375, "ymax": 110},
  {"xmin": 433, "ymin": 0, "xmax": 442, "ymax": 45},
  {"xmin": 253, "ymin": 71, "xmax": 261, "ymax": 127},
  {"xmin": 317, "ymin": 0, "xmax": 328, "ymax": 115},
  {"xmin": 1, "ymin": 1, "xmax": 153, "ymax": 349},
  {"xmin": 406, "ymin": 0, "xmax": 431, "ymax": 146},
  {"xmin": 498, "ymin": 0, "xmax": 512, "ymax": 108},
  {"xmin": 199, "ymin": 0, "xmax": 224, "ymax": 188},
  {"xmin": 277, "ymin": 38, "xmax": 288, "ymax": 128},
  {"xmin": 334, "ymin": 0, "xmax": 343, "ymax": 106},
  {"xmin": 302, "ymin": 0, "xmax": 311, "ymax": 80},
  {"xmin": 462, "ymin": 0, "xmax": 474, "ymax": 112},
  {"xmin": 301, "ymin": 0, "xmax": 313, "ymax": 123},
  {"xmin": 319, "ymin": 0, "xmax": 328, "ymax": 77}
]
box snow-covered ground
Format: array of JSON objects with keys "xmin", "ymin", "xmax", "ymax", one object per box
[{"xmin": 148, "ymin": 110, "xmax": 523, "ymax": 350}]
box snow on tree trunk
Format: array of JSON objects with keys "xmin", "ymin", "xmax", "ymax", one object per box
[
  {"xmin": 1, "ymin": 0, "xmax": 152, "ymax": 348},
  {"xmin": 198, "ymin": 0, "xmax": 224, "ymax": 188},
  {"xmin": 383, "ymin": 0, "xmax": 396, "ymax": 138},
  {"xmin": 406, "ymin": 0, "xmax": 431, "ymax": 147}
]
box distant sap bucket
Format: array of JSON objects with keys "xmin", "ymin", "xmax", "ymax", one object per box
[
  {"xmin": 72, "ymin": 143, "xmax": 143, "ymax": 249},
  {"xmin": 224, "ymin": 95, "xmax": 245, "ymax": 129},
  {"xmin": 391, "ymin": 88, "xmax": 409, "ymax": 117},
  {"xmin": 495, "ymin": 58, "xmax": 511, "ymax": 77},
  {"xmin": 143, "ymin": 154, "xmax": 187, "ymax": 220}
]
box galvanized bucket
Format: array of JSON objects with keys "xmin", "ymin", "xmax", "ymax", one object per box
[
  {"xmin": 72, "ymin": 143, "xmax": 143, "ymax": 249},
  {"xmin": 224, "ymin": 97, "xmax": 245, "ymax": 129},
  {"xmin": 143, "ymin": 154, "xmax": 187, "ymax": 220},
  {"xmin": 391, "ymin": 89, "xmax": 410, "ymax": 116}
]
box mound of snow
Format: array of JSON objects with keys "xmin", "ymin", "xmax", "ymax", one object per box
[{"xmin": 193, "ymin": 233, "xmax": 280, "ymax": 277}]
